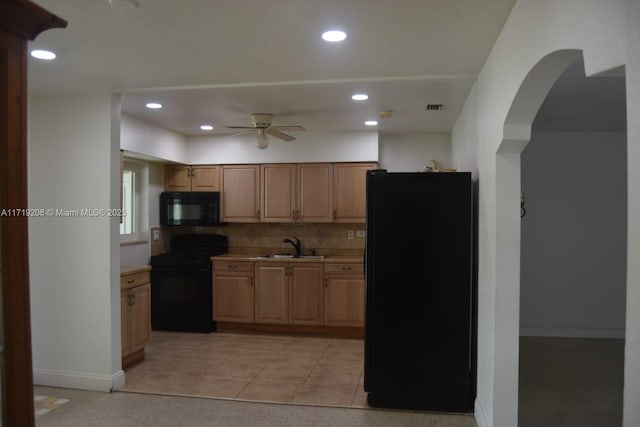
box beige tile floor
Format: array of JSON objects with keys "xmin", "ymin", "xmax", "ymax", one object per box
[{"xmin": 119, "ymin": 331, "xmax": 369, "ymax": 408}]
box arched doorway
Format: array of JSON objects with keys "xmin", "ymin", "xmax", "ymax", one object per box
[
  {"xmin": 518, "ymin": 56, "xmax": 627, "ymax": 425},
  {"xmin": 495, "ymin": 49, "xmax": 628, "ymax": 425}
]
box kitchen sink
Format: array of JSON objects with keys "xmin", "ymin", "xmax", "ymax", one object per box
[
  {"xmin": 258, "ymin": 254, "xmax": 294, "ymax": 259},
  {"xmin": 257, "ymin": 254, "xmax": 325, "ymax": 259}
]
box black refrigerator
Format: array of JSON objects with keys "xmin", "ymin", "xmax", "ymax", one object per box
[{"xmin": 364, "ymin": 170, "xmax": 475, "ymax": 413}]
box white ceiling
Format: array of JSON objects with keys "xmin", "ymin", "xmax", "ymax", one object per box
[
  {"xmin": 28, "ymin": 0, "xmax": 516, "ymax": 136},
  {"xmin": 27, "ymin": 0, "xmax": 626, "ymax": 138}
]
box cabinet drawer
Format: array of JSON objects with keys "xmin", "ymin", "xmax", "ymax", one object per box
[
  {"xmin": 121, "ymin": 271, "xmax": 150, "ymax": 289},
  {"xmin": 214, "ymin": 261, "xmax": 254, "ymax": 273},
  {"xmin": 324, "ymin": 263, "xmax": 363, "ymax": 274}
]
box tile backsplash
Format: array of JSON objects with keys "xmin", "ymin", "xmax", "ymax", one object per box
[{"xmin": 163, "ymin": 223, "xmax": 365, "ymax": 257}]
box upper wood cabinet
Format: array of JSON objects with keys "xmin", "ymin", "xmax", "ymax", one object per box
[
  {"xmin": 164, "ymin": 165, "xmax": 220, "ymax": 191},
  {"xmin": 261, "ymin": 163, "xmax": 333, "ymax": 223},
  {"xmin": 297, "ymin": 163, "xmax": 333, "ymax": 223},
  {"xmin": 261, "ymin": 164, "xmax": 296, "ymax": 223},
  {"xmin": 163, "ymin": 162, "xmax": 374, "ymax": 223},
  {"xmin": 333, "ymin": 163, "xmax": 377, "ymax": 223},
  {"xmin": 221, "ymin": 165, "xmax": 260, "ymax": 222}
]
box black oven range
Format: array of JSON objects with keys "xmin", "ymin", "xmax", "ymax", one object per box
[{"xmin": 149, "ymin": 233, "xmax": 228, "ymax": 332}]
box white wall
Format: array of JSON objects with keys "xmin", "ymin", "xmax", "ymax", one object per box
[
  {"xmin": 520, "ymin": 131, "xmax": 627, "ymax": 338},
  {"xmin": 187, "ymin": 131, "xmax": 378, "ymax": 164},
  {"xmin": 450, "ymin": 1, "xmax": 640, "ymax": 426},
  {"xmin": 121, "ymin": 114, "xmax": 187, "ymax": 163},
  {"xmin": 378, "ymin": 132, "xmax": 452, "ymax": 172},
  {"xmin": 28, "ymin": 93, "xmax": 123, "ymax": 391}
]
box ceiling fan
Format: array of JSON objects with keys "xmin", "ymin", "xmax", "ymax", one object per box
[{"xmin": 226, "ymin": 113, "xmax": 305, "ymax": 149}]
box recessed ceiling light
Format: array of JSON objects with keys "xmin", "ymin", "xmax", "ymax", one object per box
[
  {"xmin": 352, "ymin": 94, "xmax": 369, "ymax": 101},
  {"xmin": 365, "ymin": 120, "xmax": 379, "ymax": 126},
  {"xmin": 30, "ymin": 49, "xmax": 56, "ymax": 60},
  {"xmin": 322, "ymin": 30, "xmax": 347, "ymax": 42},
  {"xmin": 200, "ymin": 125, "xmax": 214, "ymax": 131},
  {"xmin": 145, "ymin": 102, "xmax": 163, "ymax": 109}
]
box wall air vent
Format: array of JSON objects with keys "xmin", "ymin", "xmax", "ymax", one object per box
[{"xmin": 425, "ymin": 104, "xmax": 444, "ymax": 111}]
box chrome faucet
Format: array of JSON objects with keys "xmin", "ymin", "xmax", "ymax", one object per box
[{"xmin": 283, "ymin": 236, "xmax": 302, "ymax": 257}]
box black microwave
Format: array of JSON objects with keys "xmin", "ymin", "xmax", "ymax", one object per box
[{"xmin": 159, "ymin": 192, "xmax": 221, "ymax": 226}]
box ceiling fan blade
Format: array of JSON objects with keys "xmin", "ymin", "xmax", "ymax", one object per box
[
  {"xmin": 267, "ymin": 128, "xmax": 296, "ymax": 142},
  {"xmin": 226, "ymin": 130, "xmax": 255, "ymax": 138},
  {"xmin": 270, "ymin": 125, "xmax": 306, "ymax": 131},
  {"xmin": 225, "ymin": 125, "xmax": 256, "ymax": 129}
]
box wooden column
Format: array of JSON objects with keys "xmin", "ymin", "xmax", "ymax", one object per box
[{"xmin": 0, "ymin": 2, "xmax": 66, "ymax": 426}]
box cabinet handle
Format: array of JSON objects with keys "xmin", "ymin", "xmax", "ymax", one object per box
[
  {"xmin": 227, "ymin": 264, "xmax": 237, "ymax": 269},
  {"xmin": 250, "ymin": 278, "xmax": 254, "ymax": 287},
  {"xmin": 132, "ymin": 294, "xmax": 136, "ymax": 306},
  {"xmin": 127, "ymin": 279, "xmax": 134, "ymax": 284},
  {"xmin": 324, "ymin": 278, "xmax": 328, "ymax": 288},
  {"xmin": 333, "ymin": 210, "xmax": 337, "ymax": 220},
  {"xmin": 256, "ymin": 209, "xmax": 261, "ymax": 220},
  {"xmin": 342, "ymin": 266, "xmax": 353, "ymax": 271}
]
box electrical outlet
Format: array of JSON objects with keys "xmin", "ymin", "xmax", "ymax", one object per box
[
  {"xmin": 356, "ymin": 230, "xmax": 366, "ymax": 238},
  {"xmin": 153, "ymin": 229, "xmax": 160, "ymax": 241},
  {"xmin": 347, "ymin": 230, "xmax": 354, "ymax": 240}
]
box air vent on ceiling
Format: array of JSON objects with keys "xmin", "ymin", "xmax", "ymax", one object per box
[{"xmin": 425, "ymin": 104, "xmax": 444, "ymax": 111}]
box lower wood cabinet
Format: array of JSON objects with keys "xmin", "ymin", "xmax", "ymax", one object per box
[
  {"xmin": 121, "ymin": 268, "xmax": 152, "ymax": 368},
  {"xmin": 324, "ymin": 263, "xmax": 365, "ymax": 327},
  {"xmin": 255, "ymin": 262, "xmax": 324, "ymax": 325},
  {"xmin": 212, "ymin": 258, "xmax": 364, "ymax": 333},
  {"xmin": 213, "ymin": 261, "xmax": 255, "ymax": 323},
  {"xmin": 290, "ymin": 263, "xmax": 325, "ymax": 325}
]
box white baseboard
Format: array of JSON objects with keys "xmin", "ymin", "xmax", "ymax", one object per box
[
  {"xmin": 34, "ymin": 368, "xmax": 126, "ymax": 392},
  {"xmin": 520, "ymin": 327, "xmax": 625, "ymax": 338},
  {"xmin": 474, "ymin": 398, "xmax": 489, "ymax": 427}
]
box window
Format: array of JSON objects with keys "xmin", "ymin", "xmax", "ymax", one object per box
[
  {"xmin": 120, "ymin": 160, "xmax": 148, "ymax": 243},
  {"xmin": 120, "ymin": 168, "xmax": 135, "ymax": 236}
]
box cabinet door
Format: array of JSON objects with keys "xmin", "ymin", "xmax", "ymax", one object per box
[
  {"xmin": 191, "ymin": 166, "xmax": 220, "ymax": 191},
  {"xmin": 129, "ymin": 284, "xmax": 151, "ymax": 353},
  {"xmin": 221, "ymin": 165, "xmax": 260, "ymax": 222},
  {"xmin": 121, "ymin": 290, "xmax": 130, "ymax": 357},
  {"xmin": 255, "ymin": 263, "xmax": 289, "ymax": 324},
  {"xmin": 261, "ymin": 164, "xmax": 295, "ymax": 222},
  {"xmin": 165, "ymin": 165, "xmax": 191, "ymax": 191},
  {"xmin": 213, "ymin": 274, "xmax": 255, "ymax": 323},
  {"xmin": 324, "ymin": 276, "xmax": 365, "ymax": 327},
  {"xmin": 297, "ymin": 163, "xmax": 333, "ymax": 223},
  {"xmin": 333, "ymin": 163, "xmax": 376, "ymax": 223},
  {"xmin": 290, "ymin": 263, "xmax": 324, "ymax": 325}
]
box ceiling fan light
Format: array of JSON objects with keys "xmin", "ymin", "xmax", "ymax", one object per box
[
  {"xmin": 256, "ymin": 130, "xmax": 269, "ymax": 149},
  {"xmin": 352, "ymin": 93, "xmax": 368, "ymax": 101}
]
